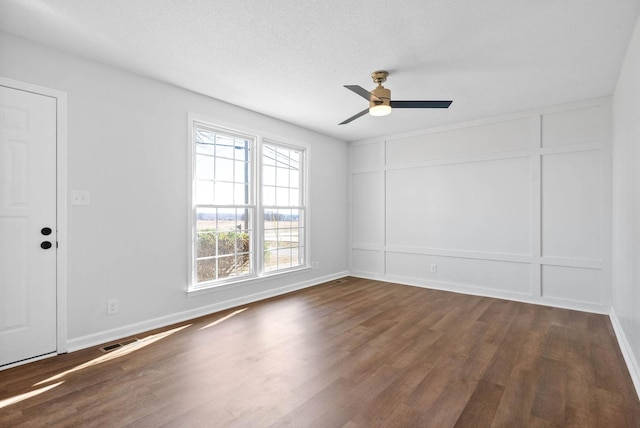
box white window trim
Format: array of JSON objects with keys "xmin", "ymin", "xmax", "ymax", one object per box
[{"xmin": 187, "ymin": 114, "xmax": 310, "ymax": 293}]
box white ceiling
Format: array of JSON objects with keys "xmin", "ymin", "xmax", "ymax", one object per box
[{"xmin": 1, "ymin": 0, "xmax": 639, "ymax": 142}]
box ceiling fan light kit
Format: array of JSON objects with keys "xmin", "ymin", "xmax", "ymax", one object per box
[
  {"xmin": 369, "ymin": 103, "xmax": 391, "ymax": 116},
  {"xmin": 339, "ymin": 70, "xmax": 452, "ymax": 125},
  {"xmin": 369, "ymin": 104, "xmax": 391, "ymax": 116}
]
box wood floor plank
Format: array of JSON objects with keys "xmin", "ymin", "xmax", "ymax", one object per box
[
  {"xmin": 1, "ymin": 277, "xmax": 639, "ymax": 427},
  {"xmin": 453, "ymin": 379, "xmax": 505, "ymax": 427},
  {"xmin": 490, "ymin": 368, "xmax": 539, "ymax": 427},
  {"xmin": 530, "ymin": 357, "xmax": 568, "ymax": 425}
]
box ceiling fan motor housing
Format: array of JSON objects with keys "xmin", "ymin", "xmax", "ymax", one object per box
[{"xmin": 370, "ymin": 85, "xmax": 391, "ymax": 109}]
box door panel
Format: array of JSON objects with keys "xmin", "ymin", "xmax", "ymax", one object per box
[{"xmin": 0, "ymin": 85, "xmax": 57, "ymax": 366}]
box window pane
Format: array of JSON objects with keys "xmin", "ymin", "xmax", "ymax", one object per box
[
  {"xmin": 289, "ymin": 150, "xmax": 300, "ymax": 166},
  {"xmin": 278, "ymin": 208, "xmax": 292, "ymax": 228},
  {"xmin": 195, "ymin": 141, "xmax": 215, "ymax": 156},
  {"xmin": 234, "ymin": 139, "xmax": 248, "ymax": 160},
  {"xmin": 197, "ymin": 259, "xmax": 217, "ymax": 282},
  {"xmin": 276, "ymin": 167, "xmax": 289, "ymax": 187},
  {"xmin": 216, "ymin": 255, "xmax": 236, "ymax": 279},
  {"xmin": 216, "ymin": 231, "xmax": 236, "ymax": 256},
  {"xmin": 216, "ymin": 208, "xmax": 236, "ymax": 231},
  {"xmin": 294, "ymin": 209, "xmax": 301, "ymax": 224},
  {"xmin": 196, "ymin": 207, "xmax": 216, "ymax": 225},
  {"xmin": 290, "ymin": 189, "xmax": 300, "ymax": 206},
  {"xmin": 276, "ymin": 187, "xmax": 289, "ymax": 206},
  {"xmin": 263, "ymin": 145, "xmax": 276, "ymax": 166},
  {"xmin": 263, "ymin": 186, "xmax": 276, "ymax": 206},
  {"xmin": 236, "ymin": 208, "xmax": 251, "ymax": 232},
  {"xmin": 215, "ymin": 181, "xmax": 234, "ymax": 205},
  {"xmin": 276, "ymin": 248, "xmax": 292, "ymax": 269},
  {"xmin": 290, "ymin": 172, "xmax": 299, "ymax": 189},
  {"xmin": 195, "ymin": 129, "xmax": 215, "ymax": 154},
  {"xmin": 196, "ymin": 180, "xmax": 214, "ymax": 205},
  {"xmin": 278, "ymin": 228, "xmax": 292, "ymax": 247},
  {"xmin": 263, "ymin": 207, "xmax": 303, "ymax": 272},
  {"xmin": 234, "ymin": 183, "xmax": 247, "ymax": 205},
  {"xmin": 215, "ymin": 136, "xmax": 234, "ymax": 158},
  {"xmin": 275, "ymin": 147, "xmax": 288, "ymax": 167},
  {"xmin": 263, "ymin": 165, "xmax": 276, "ymax": 186},
  {"xmin": 216, "ymin": 157, "xmax": 234, "ymax": 179},
  {"xmin": 195, "ymin": 154, "xmax": 214, "ymax": 180},
  {"xmin": 197, "ymin": 230, "xmax": 216, "ymax": 257},
  {"xmin": 264, "ymin": 249, "xmax": 278, "ymax": 272},
  {"xmin": 234, "ymin": 160, "xmax": 248, "ymax": 183}
]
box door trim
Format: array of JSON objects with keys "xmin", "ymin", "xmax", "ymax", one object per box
[{"xmin": 0, "ymin": 76, "xmax": 68, "ymax": 359}]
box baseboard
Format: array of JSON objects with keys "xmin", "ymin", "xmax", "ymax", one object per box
[
  {"xmin": 66, "ymin": 271, "xmax": 348, "ymax": 353},
  {"xmin": 350, "ymin": 272, "xmax": 609, "ymax": 315},
  {"xmin": 609, "ymin": 309, "xmax": 640, "ymax": 400}
]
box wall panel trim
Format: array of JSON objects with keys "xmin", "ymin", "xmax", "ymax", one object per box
[{"xmin": 349, "ymin": 97, "xmax": 612, "ymax": 315}]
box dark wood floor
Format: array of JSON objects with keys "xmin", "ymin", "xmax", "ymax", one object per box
[{"xmin": 1, "ymin": 277, "xmax": 639, "ymax": 427}]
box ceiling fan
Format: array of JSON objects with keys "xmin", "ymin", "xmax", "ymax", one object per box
[{"xmin": 339, "ymin": 70, "xmax": 452, "ymax": 125}]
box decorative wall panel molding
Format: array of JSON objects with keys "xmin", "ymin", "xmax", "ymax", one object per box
[{"xmin": 349, "ymin": 98, "xmax": 612, "ymax": 313}]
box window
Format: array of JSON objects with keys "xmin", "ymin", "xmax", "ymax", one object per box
[
  {"xmin": 189, "ymin": 119, "xmax": 307, "ymax": 290},
  {"xmin": 262, "ymin": 143, "xmax": 305, "ymax": 272}
]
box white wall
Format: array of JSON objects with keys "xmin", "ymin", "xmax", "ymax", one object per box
[
  {"xmin": 350, "ymin": 99, "xmax": 612, "ymax": 313},
  {"xmin": 0, "ymin": 32, "xmax": 348, "ymax": 350},
  {"xmin": 612, "ymin": 13, "xmax": 640, "ymax": 395}
]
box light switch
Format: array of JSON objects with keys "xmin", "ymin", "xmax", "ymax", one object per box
[{"xmin": 71, "ymin": 190, "xmax": 91, "ymax": 206}]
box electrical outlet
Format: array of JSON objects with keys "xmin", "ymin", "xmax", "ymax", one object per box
[
  {"xmin": 430, "ymin": 264, "xmax": 438, "ymax": 273},
  {"xmin": 107, "ymin": 299, "xmax": 118, "ymax": 315},
  {"xmin": 311, "ymin": 261, "xmax": 320, "ymax": 270}
]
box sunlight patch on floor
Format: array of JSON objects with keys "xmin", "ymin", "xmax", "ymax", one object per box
[
  {"xmin": 199, "ymin": 308, "xmax": 248, "ymax": 330},
  {"xmin": 0, "ymin": 381, "xmax": 64, "ymax": 409},
  {"xmin": 33, "ymin": 324, "xmax": 192, "ymax": 386}
]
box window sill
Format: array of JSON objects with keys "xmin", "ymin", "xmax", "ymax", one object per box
[{"xmin": 186, "ymin": 265, "xmax": 312, "ymax": 297}]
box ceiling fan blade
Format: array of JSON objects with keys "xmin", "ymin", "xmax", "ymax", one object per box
[
  {"xmin": 344, "ymin": 85, "xmax": 380, "ymax": 102},
  {"xmin": 390, "ymin": 100, "xmax": 452, "ymax": 108},
  {"xmin": 338, "ymin": 108, "xmax": 370, "ymax": 125}
]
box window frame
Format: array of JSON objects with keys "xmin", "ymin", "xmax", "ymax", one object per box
[{"xmin": 187, "ymin": 115, "xmax": 310, "ymax": 293}]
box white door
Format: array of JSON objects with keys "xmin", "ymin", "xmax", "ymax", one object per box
[{"xmin": 0, "ymin": 85, "xmax": 57, "ymax": 367}]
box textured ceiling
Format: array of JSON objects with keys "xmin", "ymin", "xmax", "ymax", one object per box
[{"xmin": 1, "ymin": 0, "xmax": 639, "ymax": 142}]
